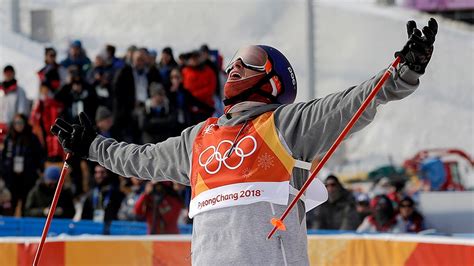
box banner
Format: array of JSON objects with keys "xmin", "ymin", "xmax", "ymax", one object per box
[{"xmin": 0, "ymin": 234, "xmax": 473, "ymax": 265}]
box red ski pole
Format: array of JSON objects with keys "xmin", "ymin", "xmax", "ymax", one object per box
[
  {"xmin": 33, "ymin": 153, "xmax": 71, "ymax": 266},
  {"xmin": 267, "ymin": 56, "xmax": 402, "ymax": 239}
]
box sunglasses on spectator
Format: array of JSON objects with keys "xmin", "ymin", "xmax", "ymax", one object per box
[
  {"xmin": 325, "ymin": 182, "xmax": 337, "ymax": 187},
  {"xmin": 400, "ymin": 204, "xmax": 413, "ymax": 208},
  {"xmin": 13, "ymin": 120, "xmax": 25, "ymax": 125},
  {"xmin": 225, "ymin": 46, "xmax": 271, "ymax": 74}
]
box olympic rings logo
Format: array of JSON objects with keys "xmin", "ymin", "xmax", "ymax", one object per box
[{"xmin": 198, "ymin": 136, "xmax": 257, "ymax": 174}]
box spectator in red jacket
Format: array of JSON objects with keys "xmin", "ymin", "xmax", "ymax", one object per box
[
  {"xmin": 30, "ymin": 83, "xmax": 65, "ymax": 161},
  {"xmin": 181, "ymin": 51, "xmax": 216, "ymax": 124},
  {"xmin": 134, "ymin": 181, "xmax": 183, "ymax": 234}
]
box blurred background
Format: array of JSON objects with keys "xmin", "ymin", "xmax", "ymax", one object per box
[{"xmin": 0, "ymin": 0, "xmax": 473, "ymax": 265}]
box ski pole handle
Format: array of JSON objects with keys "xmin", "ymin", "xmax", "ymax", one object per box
[
  {"xmin": 33, "ymin": 153, "xmax": 71, "ymax": 266},
  {"xmin": 267, "ymin": 56, "xmax": 402, "ymax": 239}
]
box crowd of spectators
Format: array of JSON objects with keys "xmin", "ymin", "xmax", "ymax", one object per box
[
  {"xmin": 0, "ymin": 39, "xmax": 426, "ymax": 235},
  {"xmin": 0, "ymin": 40, "xmax": 223, "ymax": 234},
  {"xmin": 307, "ymin": 175, "xmax": 426, "ymax": 234}
]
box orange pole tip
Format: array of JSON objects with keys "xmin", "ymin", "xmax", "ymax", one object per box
[{"xmin": 271, "ymin": 218, "xmax": 286, "ymax": 231}]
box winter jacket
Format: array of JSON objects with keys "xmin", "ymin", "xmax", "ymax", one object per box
[
  {"xmin": 88, "ymin": 65, "xmax": 421, "ymax": 265},
  {"xmin": 112, "ymin": 65, "xmax": 162, "ymax": 140},
  {"xmin": 60, "ymin": 54, "xmax": 92, "ymax": 75},
  {"xmin": 134, "ymin": 190, "xmax": 183, "ymax": 234},
  {"xmin": 168, "ymin": 85, "xmax": 192, "ymax": 132},
  {"xmin": 141, "ymin": 99, "xmax": 178, "ymax": 144},
  {"xmin": 117, "ymin": 185, "xmax": 144, "ymax": 221},
  {"xmin": 168, "ymin": 84, "xmax": 216, "ymax": 128},
  {"xmin": 307, "ymin": 188, "xmax": 359, "ymax": 230},
  {"xmin": 24, "ymin": 182, "xmax": 75, "ymax": 218},
  {"xmin": 30, "ymin": 98, "xmax": 65, "ymax": 160},
  {"xmin": 397, "ymin": 211, "xmax": 425, "ymax": 233},
  {"xmin": 0, "ymin": 80, "xmax": 29, "ymax": 125},
  {"xmin": 81, "ymin": 184, "xmax": 124, "ymax": 223},
  {"xmin": 158, "ymin": 61, "xmax": 178, "ymax": 90},
  {"xmin": 55, "ymin": 81, "xmax": 98, "ymax": 123},
  {"xmin": 1, "ymin": 128, "xmax": 45, "ymax": 193},
  {"xmin": 181, "ymin": 64, "xmax": 216, "ymax": 113},
  {"xmin": 356, "ymin": 215, "xmax": 403, "ymax": 233},
  {"xmin": 37, "ymin": 63, "xmax": 66, "ymax": 91}
]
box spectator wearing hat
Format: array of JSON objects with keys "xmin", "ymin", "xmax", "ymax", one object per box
[
  {"xmin": 0, "ymin": 65, "xmax": 29, "ymax": 145},
  {"xmin": 357, "ymin": 195, "xmax": 402, "ymax": 233},
  {"xmin": 355, "ymin": 193, "xmax": 371, "ymax": 228},
  {"xmin": 307, "ymin": 175, "xmax": 359, "ymax": 230},
  {"xmin": 95, "ymin": 106, "xmax": 115, "ymax": 138},
  {"xmin": 24, "ymin": 166, "xmax": 75, "ymax": 218},
  {"xmin": 37, "ymin": 47, "xmax": 66, "ymax": 92},
  {"xmin": 60, "ymin": 40, "xmax": 92, "ymax": 77},
  {"xmin": 396, "ymin": 196, "xmax": 425, "ymax": 233},
  {"xmin": 181, "ymin": 51, "xmax": 216, "ymax": 124},
  {"xmin": 134, "ymin": 181, "xmax": 183, "ymax": 234},
  {"xmin": 148, "ymin": 49, "xmax": 158, "ymax": 67},
  {"xmin": 141, "ymin": 83, "xmax": 177, "ymax": 144},
  {"xmin": 112, "ymin": 48, "xmax": 162, "ymax": 143},
  {"xmin": 1, "ymin": 114, "xmax": 45, "ymax": 216},
  {"xmin": 157, "ymin": 47, "xmax": 178, "ymax": 91},
  {"xmin": 81, "ymin": 164, "xmax": 124, "ymax": 234}
]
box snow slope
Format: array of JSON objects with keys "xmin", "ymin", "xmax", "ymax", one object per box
[{"xmin": 0, "ymin": 0, "xmax": 472, "ymax": 166}]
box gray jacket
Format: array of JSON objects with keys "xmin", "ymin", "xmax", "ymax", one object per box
[{"xmin": 89, "ymin": 65, "xmax": 420, "ymax": 265}]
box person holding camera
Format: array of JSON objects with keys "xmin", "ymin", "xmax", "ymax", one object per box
[{"xmin": 134, "ymin": 181, "xmax": 183, "ymax": 234}]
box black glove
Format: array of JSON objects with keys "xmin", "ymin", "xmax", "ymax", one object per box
[
  {"xmin": 395, "ymin": 18, "xmax": 438, "ymax": 74},
  {"xmin": 51, "ymin": 112, "xmax": 97, "ymax": 159}
]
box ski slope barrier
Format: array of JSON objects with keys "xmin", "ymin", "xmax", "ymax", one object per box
[{"xmin": 0, "ymin": 234, "xmax": 473, "ymax": 265}]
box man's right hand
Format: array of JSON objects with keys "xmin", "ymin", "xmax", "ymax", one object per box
[{"xmin": 50, "ymin": 112, "xmax": 97, "ymax": 159}]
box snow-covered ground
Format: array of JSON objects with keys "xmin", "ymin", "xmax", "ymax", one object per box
[{"xmin": 0, "ymin": 0, "xmax": 472, "ymax": 169}]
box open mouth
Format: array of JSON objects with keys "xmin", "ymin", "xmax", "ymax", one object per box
[{"xmin": 229, "ymin": 71, "xmax": 242, "ymax": 80}]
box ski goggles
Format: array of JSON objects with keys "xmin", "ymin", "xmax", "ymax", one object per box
[{"xmin": 225, "ymin": 45, "xmax": 271, "ymax": 74}]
